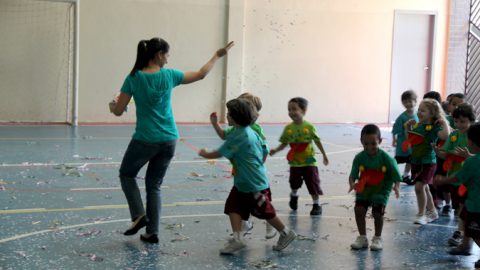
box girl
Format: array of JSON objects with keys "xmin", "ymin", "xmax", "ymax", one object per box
[
  {"xmin": 404, "ymin": 98, "xmax": 450, "ymax": 225},
  {"xmin": 270, "ymin": 97, "xmax": 329, "ymax": 216},
  {"xmin": 110, "ymin": 38, "xmax": 234, "ymax": 243},
  {"xmin": 349, "ymin": 124, "xmax": 401, "ymax": 251}
]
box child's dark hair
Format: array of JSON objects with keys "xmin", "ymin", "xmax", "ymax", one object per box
[
  {"xmin": 130, "ymin": 37, "xmax": 170, "ymax": 76},
  {"xmin": 423, "ymin": 91, "xmax": 442, "ymax": 103},
  {"xmin": 452, "ymin": 103, "xmax": 476, "ymax": 122},
  {"xmin": 226, "ymin": 98, "xmax": 257, "ymax": 127},
  {"xmin": 467, "ymin": 123, "xmax": 480, "ymax": 147},
  {"xmin": 451, "ymin": 93, "xmax": 465, "ymax": 100},
  {"xmin": 401, "ymin": 90, "xmax": 417, "ymax": 101},
  {"xmin": 361, "ymin": 124, "xmax": 382, "ymax": 139},
  {"xmin": 289, "ymin": 97, "xmax": 308, "ymax": 111}
]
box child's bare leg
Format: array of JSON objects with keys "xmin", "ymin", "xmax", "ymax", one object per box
[
  {"xmin": 354, "ymin": 205, "xmax": 367, "ymax": 235},
  {"xmin": 415, "ymin": 182, "xmax": 427, "ymax": 215},
  {"xmin": 311, "ymin": 194, "xmax": 319, "ymax": 202},
  {"xmin": 229, "ymin": 213, "xmax": 243, "ymax": 233},
  {"xmin": 373, "ymin": 211, "xmax": 384, "ymax": 237},
  {"xmin": 425, "ymin": 184, "xmax": 435, "ymax": 212},
  {"xmin": 266, "ymin": 216, "xmax": 286, "ymax": 231},
  {"xmin": 404, "ymin": 163, "xmax": 412, "ymax": 176}
]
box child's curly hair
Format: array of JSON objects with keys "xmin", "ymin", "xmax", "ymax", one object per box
[
  {"xmin": 420, "ymin": 98, "xmax": 448, "ymax": 125},
  {"xmin": 238, "ymin": 92, "xmax": 262, "ymax": 112},
  {"xmin": 226, "ymin": 98, "xmax": 257, "ymax": 127}
]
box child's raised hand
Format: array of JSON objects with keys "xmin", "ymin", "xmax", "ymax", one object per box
[
  {"xmin": 216, "ymin": 41, "xmax": 235, "ymax": 57},
  {"xmin": 210, "ymin": 112, "xmax": 218, "ymax": 124},
  {"xmin": 453, "ymin": 146, "xmax": 471, "ymax": 158}
]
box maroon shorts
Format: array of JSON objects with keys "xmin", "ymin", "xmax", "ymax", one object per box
[
  {"xmin": 224, "ymin": 186, "xmax": 276, "ymax": 220},
  {"xmin": 411, "ymin": 163, "xmax": 437, "ymax": 185},
  {"xmin": 463, "ymin": 208, "xmax": 480, "ymax": 238},
  {"xmin": 289, "ymin": 166, "xmax": 323, "ymax": 195},
  {"xmin": 355, "ymin": 200, "xmax": 386, "ymax": 216}
]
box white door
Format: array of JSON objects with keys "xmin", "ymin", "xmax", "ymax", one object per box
[{"xmin": 389, "ymin": 12, "xmax": 435, "ymax": 122}]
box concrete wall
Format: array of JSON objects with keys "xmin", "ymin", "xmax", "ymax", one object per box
[{"xmin": 0, "ymin": 0, "xmax": 451, "ymax": 124}]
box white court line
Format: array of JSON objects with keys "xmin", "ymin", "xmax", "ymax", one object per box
[
  {"xmin": 0, "ymin": 212, "xmax": 455, "ymax": 244},
  {"xmin": 0, "ymin": 147, "xmax": 363, "ymax": 168}
]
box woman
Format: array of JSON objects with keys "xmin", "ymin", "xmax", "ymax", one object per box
[{"xmin": 110, "ymin": 38, "xmax": 234, "ymax": 243}]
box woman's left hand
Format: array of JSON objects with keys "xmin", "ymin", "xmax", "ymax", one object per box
[{"xmin": 216, "ymin": 41, "xmax": 235, "ymax": 57}]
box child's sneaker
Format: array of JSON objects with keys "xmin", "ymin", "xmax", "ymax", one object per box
[
  {"xmin": 219, "ymin": 238, "xmax": 246, "ymax": 255},
  {"xmin": 474, "ymin": 260, "xmax": 480, "ymax": 268},
  {"xmin": 427, "ymin": 210, "xmax": 439, "ymax": 223},
  {"xmin": 273, "ymin": 230, "xmax": 296, "ymax": 251},
  {"xmin": 441, "ymin": 205, "xmax": 452, "ymax": 216},
  {"xmin": 370, "ymin": 236, "xmax": 383, "ymax": 251},
  {"xmin": 448, "ymin": 231, "xmax": 463, "ymax": 246},
  {"xmin": 350, "ymin": 235, "xmax": 368, "ymax": 250},
  {"xmin": 289, "ymin": 195, "xmax": 298, "ymax": 210},
  {"xmin": 241, "ymin": 220, "xmax": 254, "ymax": 236},
  {"xmin": 310, "ymin": 204, "xmax": 322, "ymax": 216},
  {"xmin": 448, "ymin": 246, "xmax": 471, "ymax": 256},
  {"xmin": 265, "ymin": 223, "xmax": 277, "ymax": 239},
  {"xmin": 414, "ymin": 214, "xmax": 428, "ymax": 225}
]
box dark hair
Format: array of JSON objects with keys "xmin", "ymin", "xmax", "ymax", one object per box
[
  {"xmin": 450, "ymin": 93, "xmax": 465, "ymax": 100},
  {"xmin": 467, "ymin": 123, "xmax": 480, "ymax": 147},
  {"xmin": 289, "ymin": 97, "xmax": 308, "ymax": 111},
  {"xmin": 361, "ymin": 124, "xmax": 381, "ymax": 139},
  {"xmin": 423, "ymin": 91, "xmax": 442, "ymax": 103},
  {"xmin": 401, "ymin": 90, "xmax": 417, "ymax": 102},
  {"xmin": 226, "ymin": 98, "xmax": 257, "ymax": 127},
  {"xmin": 452, "ymin": 103, "xmax": 476, "ymax": 122},
  {"xmin": 130, "ymin": 38, "xmax": 169, "ymax": 76}
]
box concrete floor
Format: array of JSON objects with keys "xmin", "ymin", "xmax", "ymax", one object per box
[{"xmin": 0, "ymin": 124, "xmax": 478, "ymax": 269}]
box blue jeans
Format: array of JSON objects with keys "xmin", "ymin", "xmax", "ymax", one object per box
[{"xmin": 119, "ymin": 139, "xmax": 176, "ymax": 234}]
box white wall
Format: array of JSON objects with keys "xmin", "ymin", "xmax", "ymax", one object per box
[{"xmin": 0, "ymin": 0, "xmax": 450, "ymax": 124}]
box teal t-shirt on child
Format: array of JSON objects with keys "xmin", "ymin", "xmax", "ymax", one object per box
[
  {"xmin": 392, "ymin": 111, "xmax": 418, "ymax": 157},
  {"xmin": 456, "ymin": 154, "xmax": 480, "ymax": 213},
  {"xmin": 121, "ymin": 69, "xmax": 184, "ymax": 143},
  {"xmin": 218, "ymin": 126, "xmax": 270, "ymax": 193}
]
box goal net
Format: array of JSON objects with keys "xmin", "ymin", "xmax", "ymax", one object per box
[{"xmin": 0, "ymin": 0, "xmax": 74, "ymax": 123}]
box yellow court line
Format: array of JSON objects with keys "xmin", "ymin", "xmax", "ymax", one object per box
[{"xmin": 0, "ymin": 193, "xmax": 415, "ymax": 215}]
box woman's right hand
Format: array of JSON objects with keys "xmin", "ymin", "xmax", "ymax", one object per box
[{"xmin": 216, "ymin": 41, "xmax": 235, "ymax": 57}]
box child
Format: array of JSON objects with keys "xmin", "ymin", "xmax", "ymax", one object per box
[
  {"xmin": 434, "ymin": 123, "xmax": 480, "ymax": 269},
  {"xmin": 404, "ymin": 98, "xmax": 450, "ymax": 225},
  {"xmin": 349, "ymin": 124, "xmax": 401, "ymax": 251},
  {"xmin": 435, "ymin": 104, "xmax": 476, "ymax": 250},
  {"xmin": 392, "ymin": 90, "xmax": 418, "ymax": 184},
  {"xmin": 210, "ymin": 92, "xmax": 276, "ymax": 239},
  {"xmin": 446, "ymin": 93, "xmax": 466, "ymax": 128},
  {"xmin": 269, "ymin": 97, "xmax": 329, "ymax": 216},
  {"xmin": 199, "ymin": 98, "xmax": 296, "ymax": 255}
]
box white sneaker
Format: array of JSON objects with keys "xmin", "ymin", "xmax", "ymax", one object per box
[
  {"xmin": 351, "ymin": 235, "xmax": 368, "ymax": 250},
  {"xmin": 265, "ymin": 223, "xmax": 277, "ymax": 239},
  {"xmin": 427, "ymin": 210, "xmax": 439, "ymax": 223},
  {"xmin": 370, "ymin": 236, "xmax": 383, "ymax": 251},
  {"xmin": 273, "ymin": 230, "xmax": 296, "ymax": 251},
  {"xmin": 414, "ymin": 214, "xmax": 428, "ymax": 225},
  {"xmin": 241, "ymin": 220, "xmax": 253, "ymax": 236},
  {"xmin": 219, "ymin": 238, "xmax": 246, "ymax": 255}
]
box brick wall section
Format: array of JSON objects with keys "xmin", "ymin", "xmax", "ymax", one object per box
[{"xmin": 445, "ymin": 0, "xmax": 470, "ymax": 96}]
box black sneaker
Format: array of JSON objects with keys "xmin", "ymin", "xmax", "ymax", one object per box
[
  {"xmin": 310, "ymin": 204, "xmax": 322, "ymax": 216},
  {"xmin": 124, "ymin": 215, "xmax": 147, "ymax": 235},
  {"xmin": 140, "ymin": 234, "xmax": 159, "ymax": 244},
  {"xmin": 289, "ymin": 195, "xmax": 298, "ymax": 210},
  {"xmin": 448, "ymin": 231, "xmax": 463, "ymax": 246},
  {"xmin": 474, "ymin": 260, "xmax": 480, "ymax": 268},
  {"xmin": 449, "ymin": 246, "xmax": 471, "ymax": 256},
  {"xmin": 402, "ymin": 176, "xmax": 414, "ymax": 185},
  {"xmin": 441, "ymin": 205, "xmax": 452, "ymax": 216}
]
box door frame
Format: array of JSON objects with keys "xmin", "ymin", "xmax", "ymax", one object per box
[{"xmin": 388, "ymin": 10, "xmax": 438, "ymax": 123}]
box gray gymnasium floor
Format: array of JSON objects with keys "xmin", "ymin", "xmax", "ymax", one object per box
[{"xmin": 0, "ymin": 124, "xmax": 478, "ymax": 269}]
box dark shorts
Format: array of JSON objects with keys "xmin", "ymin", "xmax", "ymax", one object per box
[
  {"xmin": 289, "ymin": 166, "xmax": 323, "ymax": 195},
  {"xmin": 395, "ymin": 155, "xmax": 412, "ymax": 164},
  {"xmin": 354, "ymin": 200, "xmax": 386, "ymax": 215},
  {"xmin": 463, "ymin": 208, "xmax": 480, "ymax": 238},
  {"xmin": 434, "ymin": 158, "xmax": 447, "ymax": 176},
  {"xmin": 224, "ymin": 187, "xmax": 276, "ymax": 220},
  {"xmin": 412, "ymin": 163, "xmax": 437, "ymax": 185}
]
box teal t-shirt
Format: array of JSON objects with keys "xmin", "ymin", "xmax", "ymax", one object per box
[
  {"xmin": 410, "ymin": 123, "xmax": 442, "ymax": 164},
  {"xmin": 121, "ymin": 69, "xmax": 184, "ymax": 143},
  {"xmin": 279, "ymin": 120, "xmax": 321, "ymax": 167},
  {"xmin": 218, "ymin": 126, "xmax": 270, "ymax": 193},
  {"xmin": 456, "ymin": 154, "xmax": 480, "ymax": 213},
  {"xmin": 224, "ymin": 123, "xmax": 266, "ymax": 141},
  {"xmin": 443, "ymin": 130, "xmax": 468, "ymax": 179},
  {"xmin": 392, "ymin": 111, "xmax": 418, "ymax": 157},
  {"xmin": 350, "ymin": 149, "xmax": 402, "ymax": 205}
]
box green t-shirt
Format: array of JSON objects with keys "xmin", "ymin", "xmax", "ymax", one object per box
[
  {"xmin": 218, "ymin": 126, "xmax": 270, "ymax": 193},
  {"xmin": 443, "ymin": 130, "xmax": 468, "ymax": 180},
  {"xmin": 121, "ymin": 69, "xmax": 184, "ymax": 143},
  {"xmin": 410, "ymin": 123, "xmax": 442, "ymax": 164},
  {"xmin": 224, "ymin": 123, "xmax": 266, "ymax": 141},
  {"xmin": 456, "ymin": 154, "xmax": 480, "ymax": 213},
  {"xmin": 350, "ymin": 149, "xmax": 402, "ymax": 205},
  {"xmin": 446, "ymin": 115, "xmax": 456, "ymax": 129},
  {"xmin": 279, "ymin": 120, "xmax": 321, "ymax": 167},
  {"xmin": 392, "ymin": 111, "xmax": 419, "ymax": 157}
]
